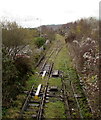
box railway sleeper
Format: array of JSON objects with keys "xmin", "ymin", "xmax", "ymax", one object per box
[
  {"xmin": 29, "ymin": 100, "xmax": 40, "ymax": 104},
  {"xmin": 45, "ymin": 100, "xmax": 50, "ymax": 103},
  {"xmin": 32, "ymin": 114, "xmax": 37, "ymax": 118},
  {"xmin": 22, "ymin": 114, "xmax": 37, "ymax": 118},
  {"xmin": 26, "ymin": 108, "xmax": 38, "ymax": 112},
  {"xmin": 46, "ymin": 97, "xmax": 49, "ymax": 100},
  {"xmin": 29, "ymin": 103, "xmax": 40, "ymax": 107},
  {"xmin": 48, "ymin": 86, "xmax": 58, "ymax": 92}
]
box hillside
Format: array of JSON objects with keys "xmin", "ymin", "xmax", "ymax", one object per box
[{"xmin": 44, "ymin": 24, "xmax": 62, "ymax": 31}]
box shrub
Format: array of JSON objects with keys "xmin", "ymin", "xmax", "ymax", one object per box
[
  {"xmin": 15, "ymin": 57, "xmax": 32, "ymax": 76},
  {"xmin": 2, "ymin": 21, "xmax": 34, "ymax": 108},
  {"xmin": 34, "ymin": 37, "xmax": 46, "ymax": 48},
  {"xmin": 2, "ymin": 49, "xmax": 19, "ymax": 107},
  {"xmin": 65, "ymin": 32, "xmax": 76, "ymax": 43}
]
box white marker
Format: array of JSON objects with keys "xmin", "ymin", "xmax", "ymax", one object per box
[
  {"xmin": 42, "ymin": 71, "xmax": 46, "ymax": 79},
  {"xmin": 34, "ymin": 84, "xmax": 42, "ymax": 99}
]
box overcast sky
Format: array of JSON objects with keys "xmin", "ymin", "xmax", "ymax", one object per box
[{"xmin": 0, "ymin": 0, "xmax": 100, "ymax": 27}]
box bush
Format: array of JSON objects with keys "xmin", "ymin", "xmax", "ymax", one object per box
[
  {"xmin": 2, "ymin": 21, "xmax": 35, "ymax": 107},
  {"xmin": 2, "ymin": 49, "xmax": 19, "ymax": 107},
  {"xmin": 2, "ymin": 48, "xmax": 33, "ymax": 107},
  {"xmin": 15, "ymin": 57, "xmax": 32, "ymax": 75},
  {"xmin": 65, "ymin": 32, "xmax": 76, "ymax": 43},
  {"xmin": 34, "ymin": 37, "xmax": 46, "ymax": 48}
]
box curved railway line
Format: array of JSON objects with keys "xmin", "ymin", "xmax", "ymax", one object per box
[
  {"xmin": 20, "ymin": 43, "xmax": 63, "ymax": 119},
  {"xmin": 20, "ymin": 39, "xmax": 93, "ymax": 119}
]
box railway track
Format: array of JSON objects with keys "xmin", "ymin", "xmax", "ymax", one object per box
[
  {"xmin": 20, "ymin": 43, "xmax": 86, "ymax": 119},
  {"xmin": 20, "ymin": 41, "xmax": 92, "ymax": 119},
  {"xmin": 60, "ymin": 62, "xmax": 93, "ymax": 119},
  {"xmin": 61, "ymin": 75, "xmax": 82, "ymax": 119},
  {"xmin": 61, "ymin": 75, "xmax": 71, "ymax": 118},
  {"xmin": 37, "ymin": 62, "xmax": 54, "ymax": 120},
  {"xmin": 20, "ymin": 43, "xmax": 63, "ymax": 119},
  {"xmin": 20, "ymin": 62, "xmax": 53, "ymax": 119},
  {"xmin": 37, "ymin": 45, "xmax": 63, "ymax": 119},
  {"xmin": 39, "ymin": 42, "xmax": 63, "ymax": 72}
]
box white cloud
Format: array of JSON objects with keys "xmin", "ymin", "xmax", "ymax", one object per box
[{"xmin": 0, "ymin": 0, "xmax": 100, "ymax": 27}]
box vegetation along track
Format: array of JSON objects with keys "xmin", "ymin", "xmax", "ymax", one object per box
[
  {"xmin": 20, "ymin": 40, "xmax": 63, "ymax": 119},
  {"xmin": 60, "ymin": 61, "xmax": 93, "ymax": 119},
  {"xmin": 20, "ymin": 35, "xmax": 93, "ymax": 119},
  {"xmin": 37, "ymin": 44, "xmax": 63, "ymax": 119},
  {"xmin": 20, "ymin": 62, "xmax": 53, "ymax": 119},
  {"xmin": 53, "ymin": 60, "xmax": 93, "ymax": 119}
]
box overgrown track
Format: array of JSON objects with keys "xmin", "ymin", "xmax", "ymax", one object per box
[
  {"xmin": 20, "ymin": 44, "xmax": 62, "ymax": 119},
  {"xmin": 37, "ymin": 63, "xmax": 54, "ymax": 120},
  {"xmin": 61, "ymin": 75, "xmax": 71, "ymax": 118},
  {"xmin": 35, "ymin": 54, "xmax": 45, "ymax": 68},
  {"xmin": 20, "ymin": 85, "xmax": 35, "ymax": 117},
  {"xmin": 37, "ymin": 46, "xmax": 63, "ymax": 119},
  {"xmin": 61, "ymin": 75, "xmax": 83, "ymax": 119},
  {"xmin": 20, "ymin": 63, "xmax": 53, "ymax": 119},
  {"xmin": 60, "ymin": 63, "xmax": 93, "ymax": 119},
  {"xmin": 40, "ymin": 49, "xmax": 55, "ymax": 72},
  {"xmin": 20, "ymin": 41, "xmax": 92, "ymax": 119},
  {"xmin": 40, "ymin": 44, "xmax": 63, "ymax": 72}
]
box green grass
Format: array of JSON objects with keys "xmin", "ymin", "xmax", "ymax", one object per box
[
  {"xmin": 54, "ymin": 46, "xmax": 72, "ymax": 70},
  {"xmin": 26, "ymin": 74, "xmax": 42, "ymax": 89},
  {"xmin": 44, "ymin": 101, "xmax": 66, "ymax": 118},
  {"xmin": 26, "ymin": 70, "xmax": 50, "ymax": 90},
  {"xmin": 53, "ymin": 35, "xmax": 72, "ymax": 72},
  {"xmin": 49, "ymin": 77, "xmax": 62, "ymax": 88}
]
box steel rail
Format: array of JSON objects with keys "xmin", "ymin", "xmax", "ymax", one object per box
[
  {"xmin": 61, "ymin": 76, "xmax": 71, "ymax": 118},
  {"xmin": 20, "ymin": 85, "xmax": 34, "ymax": 117},
  {"xmin": 37, "ymin": 62, "xmax": 54, "ymax": 120},
  {"xmin": 20, "ymin": 42, "xmax": 63, "ymax": 119}
]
